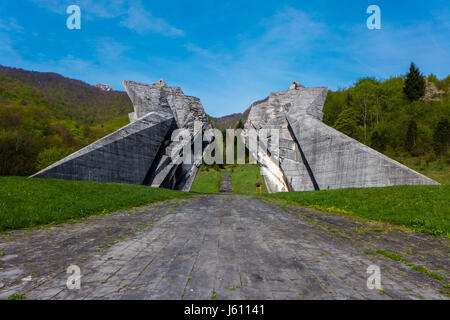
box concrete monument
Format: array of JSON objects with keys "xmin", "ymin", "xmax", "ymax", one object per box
[
  {"xmin": 32, "ymin": 80, "xmax": 212, "ymax": 191},
  {"xmin": 242, "ymin": 82, "xmax": 439, "ymax": 193}
]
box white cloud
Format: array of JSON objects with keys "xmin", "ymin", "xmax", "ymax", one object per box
[
  {"xmin": 170, "ymin": 5, "xmax": 450, "ymax": 115},
  {"xmin": 95, "ymin": 38, "xmax": 130, "ymax": 63},
  {"xmin": 30, "ymin": 0, "xmax": 184, "ymax": 37},
  {"xmin": 331, "ymin": 20, "xmax": 450, "ymax": 84},
  {"xmin": 120, "ymin": 4, "xmax": 184, "ymax": 37},
  {"xmin": 30, "ymin": 0, "xmax": 126, "ymax": 18},
  {"xmin": 0, "ymin": 18, "xmax": 24, "ymax": 32}
]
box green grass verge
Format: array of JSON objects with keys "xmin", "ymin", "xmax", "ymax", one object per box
[
  {"xmin": 191, "ymin": 164, "xmax": 268, "ymax": 195},
  {"xmin": 229, "ymin": 164, "xmax": 268, "ymax": 195},
  {"xmin": 413, "ymin": 166, "xmax": 450, "ymax": 185},
  {"xmin": 375, "ymin": 249, "xmax": 445, "ymax": 281},
  {"xmin": 0, "ymin": 177, "xmax": 189, "ymax": 232},
  {"xmin": 400, "ymin": 158, "xmax": 450, "ymax": 185},
  {"xmin": 265, "ymin": 185, "xmax": 450, "ymax": 237},
  {"xmin": 7, "ymin": 294, "xmax": 25, "ymax": 300},
  {"xmin": 190, "ymin": 168, "xmax": 222, "ymax": 194}
]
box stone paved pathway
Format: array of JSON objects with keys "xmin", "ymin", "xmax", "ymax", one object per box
[
  {"xmin": 0, "ymin": 195, "xmax": 448, "ymax": 300},
  {"xmin": 219, "ymin": 174, "xmax": 232, "ymax": 193}
]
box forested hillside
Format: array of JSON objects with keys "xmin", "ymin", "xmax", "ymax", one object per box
[
  {"xmin": 210, "ymin": 108, "xmax": 250, "ymax": 131},
  {"xmin": 0, "ymin": 66, "xmax": 132, "ymax": 125},
  {"xmin": 323, "ymin": 64, "xmax": 449, "ymax": 182},
  {"xmin": 0, "ymin": 66, "xmax": 132, "ymax": 176}
]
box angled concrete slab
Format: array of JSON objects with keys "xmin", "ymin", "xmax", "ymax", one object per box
[{"xmin": 32, "ymin": 112, "xmax": 175, "ymax": 184}]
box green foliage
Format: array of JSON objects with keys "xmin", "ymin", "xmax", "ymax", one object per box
[
  {"xmin": 266, "ymin": 185, "xmax": 450, "ymax": 237},
  {"xmin": 424, "ymin": 151, "xmax": 437, "ymax": 165},
  {"xmin": 191, "ymin": 164, "xmax": 267, "ymax": 195},
  {"xmin": 371, "ymin": 129, "xmax": 388, "ymax": 152},
  {"xmin": 0, "ymin": 129, "xmax": 39, "ymax": 176},
  {"xmin": 375, "ymin": 250, "xmax": 444, "ymax": 281},
  {"xmin": 403, "ymin": 157, "xmax": 450, "ymax": 185},
  {"xmin": 190, "ymin": 167, "xmax": 222, "ymax": 194},
  {"xmin": 334, "ymin": 107, "xmax": 361, "ymax": 139},
  {"xmin": 0, "ymin": 71, "xmax": 132, "ymax": 176},
  {"xmin": 36, "ymin": 147, "xmax": 70, "ymax": 171},
  {"xmin": 7, "ymin": 294, "xmax": 25, "ymax": 300},
  {"xmin": 323, "ymin": 65, "xmax": 449, "ymax": 165},
  {"xmin": 375, "ymin": 250, "xmax": 404, "ymax": 262},
  {"xmin": 229, "ymin": 164, "xmax": 267, "ymax": 195},
  {"xmin": 405, "ymin": 120, "xmax": 418, "ymax": 152},
  {"xmin": 0, "ymin": 177, "xmax": 189, "ymax": 232},
  {"xmin": 322, "ymin": 90, "xmax": 347, "ymax": 126},
  {"xmin": 433, "ymin": 118, "xmax": 449, "ymax": 156},
  {"xmin": 0, "ymin": 66, "xmax": 133, "ymax": 125},
  {"xmin": 404, "ymin": 62, "xmax": 426, "ymax": 102}
]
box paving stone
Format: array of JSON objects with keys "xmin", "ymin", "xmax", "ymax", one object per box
[{"xmin": 0, "ymin": 195, "xmax": 448, "ymax": 300}]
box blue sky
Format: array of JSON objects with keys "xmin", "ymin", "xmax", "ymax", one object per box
[{"xmin": 0, "ymin": 0, "xmax": 449, "ymax": 117}]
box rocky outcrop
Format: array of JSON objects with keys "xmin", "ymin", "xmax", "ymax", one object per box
[
  {"xmin": 243, "ymin": 82, "xmax": 439, "ymax": 193},
  {"xmin": 33, "ymin": 80, "xmax": 212, "ymax": 191},
  {"xmin": 423, "ymin": 80, "xmax": 445, "ymax": 101},
  {"xmin": 95, "ymin": 83, "xmax": 113, "ymax": 92}
]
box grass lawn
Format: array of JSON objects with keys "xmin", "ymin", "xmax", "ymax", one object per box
[
  {"xmin": 266, "ymin": 185, "xmax": 450, "ymax": 237},
  {"xmin": 190, "ymin": 167, "xmax": 222, "ymax": 194},
  {"xmin": 0, "ymin": 177, "xmax": 189, "ymax": 232},
  {"xmin": 411, "ymin": 165, "xmax": 450, "ymax": 185},
  {"xmin": 229, "ymin": 164, "xmax": 268, "ymax": 195},
  {"xmin": 191, "ymin": 164, "xmax": 268, "ymax": 195},
  {"xmin": 400, "ymin": 158, "xmax": 450, "ymax": 185}
]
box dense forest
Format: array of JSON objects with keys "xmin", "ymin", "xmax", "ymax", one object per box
[
  {"xmin": 0, "ymin": 66, "xmax": 132, "ymax": 176},
  {"xmin": 323, "ymin": 63, "xmax": 449, "ymax": 168}
]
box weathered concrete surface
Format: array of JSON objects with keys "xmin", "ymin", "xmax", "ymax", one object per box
[
  {"xmin": 1, "ymin": 196, "xmax": 448, "ymax": 300},
  {"xmin": 244, "ymin": 83, "xmax": 439, "ymax": 192},
  {"xmin": 286, "ymin": 99, "xmax": 438, "ymax": 190},
  {"xmin": 124, "ymin": 80, "xmax": 210, "ymax": 131},
  {"xmin": 32, "ymin": 80, "xmax": 212, "ymax": 191},
  {"xmin": 123, "ymin": 80, "xmax": 213, "ymax": 191},
  {"xmin": 32, "ymin": 112, "xmax": 174, "ymax": 184}
]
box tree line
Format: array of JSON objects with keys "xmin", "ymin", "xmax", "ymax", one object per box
[
  {"xmin": 0, "ymin": 72, "xmax": 131, "ymax": 176},
  {"xmin": 323, "ymin": 63, "xmax": 449, "ymax": 165}
]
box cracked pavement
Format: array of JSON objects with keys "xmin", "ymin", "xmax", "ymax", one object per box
[{"xmin": 0, "ymin": 195, "xmax": 448, "ymax": 300}]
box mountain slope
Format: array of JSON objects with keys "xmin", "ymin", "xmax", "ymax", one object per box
[
  {"xmin": 0, "ymin": 66, "xmax": 132, "ymax": 126},
  {"xmin": 0, "ymin": 67, "xmax": 132, "ymax": 176},
  {"xmin": 209, "ymin": 107, "xmax": 251, "ymax": 131}
]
